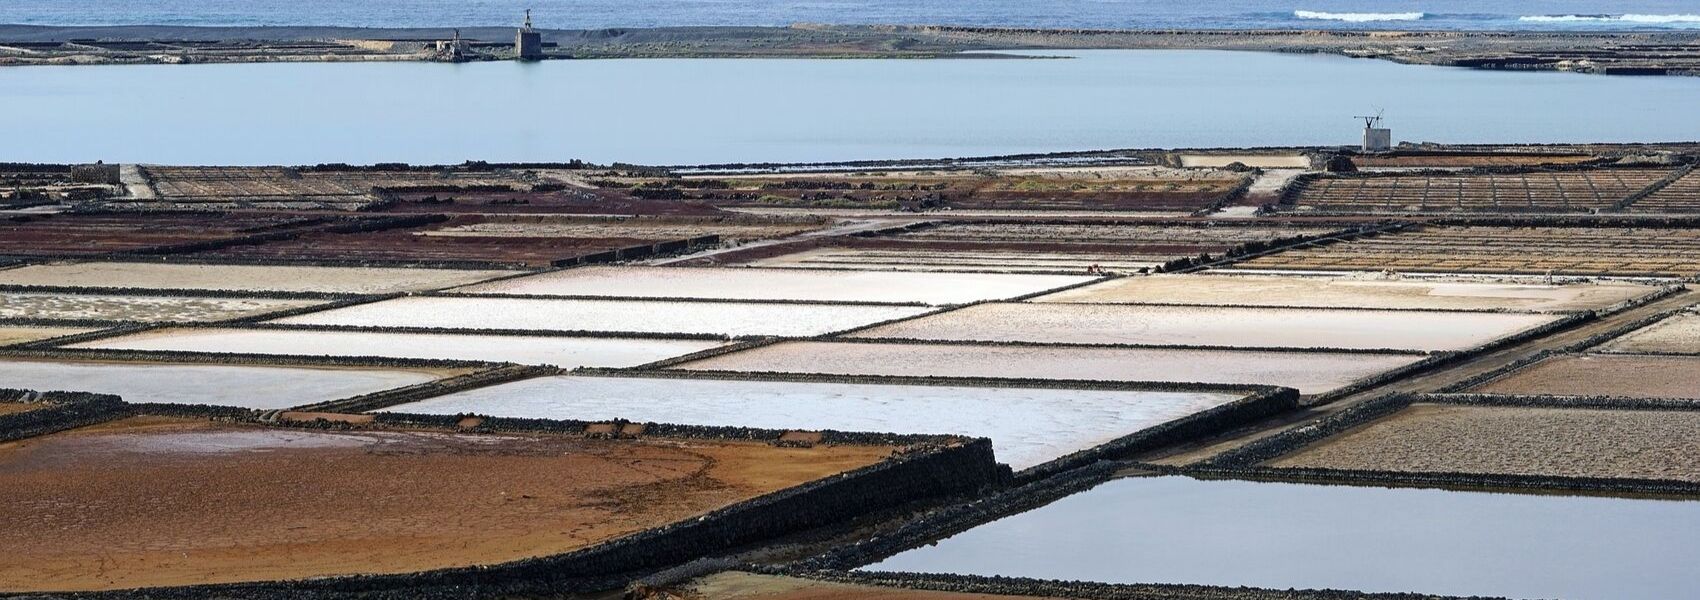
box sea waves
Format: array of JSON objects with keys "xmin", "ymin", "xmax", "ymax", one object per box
[
  {"xmin": 1519, "ymin": 13, "xmax": 1700, "ymax": 25},
  {"xmin": 1293, "ymin": 10, "xmax": 1425, "ymax": 22}
]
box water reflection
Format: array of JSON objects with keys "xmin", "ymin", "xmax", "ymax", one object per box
[{"xmin": 867, "ymin": 475, "xmax": 1700, "ymax": 599}]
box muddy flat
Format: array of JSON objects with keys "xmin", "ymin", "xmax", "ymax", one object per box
[
  {"xmin": 1036, "ymin": 274, "xmax": 1655, "ymax": 312},
  {"xmin": 1268, "ymin": 403, "xmax": 1700, "ymax": 481},
  {"xmin": 1473, "ymin": 354, "xmax": 1700, "ymax": 399},
  {"xmin": 0, "ymin": 417, "xmax": 894, "ymax": 592}
]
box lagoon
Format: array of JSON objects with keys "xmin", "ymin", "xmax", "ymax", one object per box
[{"xmin": 4, "ymin": 49, "xmax": 1699, "ymax": 165}]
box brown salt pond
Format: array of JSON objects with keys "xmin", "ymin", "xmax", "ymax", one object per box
[
  {"xmin": 1472, "ymin": 354, "xmax": 1700, "ymax": 399},
  {"xmin": 1267, "ymin": 402, "xmax": 1700, "ymax": 482},
  {"xmin": 0, "ymin": 416, "xmax": 896, "ymax": 592}
]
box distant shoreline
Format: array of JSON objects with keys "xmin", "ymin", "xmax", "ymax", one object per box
[{"xmin": 2, "ymin": 24, "xmax": 1698, "ymax": 76}]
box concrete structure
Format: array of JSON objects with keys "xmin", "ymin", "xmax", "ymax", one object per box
[
  {"xmin": 516, "ymin": 10, "xmax": 544, "ymax": 61},
  {"xmin": 432, "ymin": 29, "xmax": 473, "ymax": 62},
  {"xmin": 1363, "ymin": 126, "xmax": 1392, "ymax": 152}
]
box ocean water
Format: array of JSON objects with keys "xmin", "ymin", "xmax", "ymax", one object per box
[
  {"xmin": 1, "ymin": 0, "xmax": 1698, "ymax": 30},
  {"xmin": 4, "ymin": 49, "xmax": 1698, "ymax": 165}
]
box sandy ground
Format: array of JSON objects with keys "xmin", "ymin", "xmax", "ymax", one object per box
[
  {"xmin": 683, "ymin": 572, "xmax": 1060, "ymax": 600},
  {"xmin": 1270, "ymin": 403, "xmax": 1700, "ymax": 481},
  {"xmin": 0, "ymin": 291, "xmax": 321, "ymax": 322},
  {"xmin": 850, "ymin": 303, "xmax": 1556, "ymax": 352},
  {"xmin": 0, "ymin": 417, "xmax": 893, "ymax": 592},
  {"xmin": 272, "ymin": 296, "xmax": 931, "ymax": 337},
  {"xmin": 0, "ymin": 326, "xmax": 95, "ymax": 347},
  {"xmin": 1598, "ymin": 312, "xmax": 1700, "ymax": 354},
  {"xmin": 0, "ymin": 402, "xmax": 43, "ymax": 416},
  {"xmin": 454, "ymin": 266, "xmax": 1091, "ymax": 305},
  {"xmin": 0, "ymin": 262, "xmax": 515, "ymax": 294},
  {"xmin": 1475, "ymin": 354, "xmax": 1700, "ymax": 399},
  {"xmin": 1036, "ymin": 274, "xmax": 1655, "ymax": 312},
  {"xmin": 75, "ymin": 328, "xmax": 727, "ymax": 368},
  {"xmin": 673, "ymin": 341, "xmax": 1422, "ymax": 395}
]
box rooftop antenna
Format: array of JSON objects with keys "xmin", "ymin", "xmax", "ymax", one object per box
[
  {"xmin": 523, "ymin": 8, "xmax": 534, "ymax": 32},
  {"xmin": 1356, "ymin": 108, "xmax": 1391, "ymax": 153},
  {"xmin": 1354, "ymin": 108, "xmax": 1385, "ymax": 130}
]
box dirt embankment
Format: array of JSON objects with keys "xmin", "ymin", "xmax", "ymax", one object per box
[{"xmin": 4, "ymin": 24, "xmax": 1699, "ymax": 76}]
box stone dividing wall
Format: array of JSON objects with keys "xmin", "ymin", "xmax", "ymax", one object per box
[
  {"xmin": 1437, "ymin": 299, "xmax": 1692, "ymax": 393},
  {"xmin": 799, "ymin": 460, "xmax": 1121, "ymax": 571},
  {"xmin": 1203, "ymin": 393, "xmax": 1416, "ymax": 468},
  {"xmin": 1165, "ymin": 223, "xmax": 1403, "ymax": 273},
  {"xmin": 0, "ymin": 389, "xmax": 131, "ymax": 443},
  {"xmin": 757, "ymin": 568, "xmax": 1502, "ymax": 600},
  {"xmin": 427, "ymin": 291, "xmax": 932, "ymax": 308},
  {"xmin": 0, "ymin": 346, "xmax": 500, "ymax": 371},
  {"xmin": 296, "ymin": 364, "xmax": 557, "ymax": 413},
  {"xmin": 19, "ymin": 402, "xmax": 1002, "ymax": 599},
  {"xmin": 0, "ymin": 283, "xmax": 358, "ymax": 301},
  {"xmin": 183, "ymin": 321, "xmax": 736, "ymax": 341},
  {"xmin": 1302, "ymin": 310, "xmax": 1594, "ymax": 407},
  {"xmin": 827, "ymin": 336, "xmax": 1432, "ymax": 356},
  {"xmin": 590, "ymin": 366, "xmax": 1286, "ymax": 395}
]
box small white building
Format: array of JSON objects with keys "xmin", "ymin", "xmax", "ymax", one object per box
[{"xmin": 1363, "ymin": 126, "xmax": 1392, "ymax": 152}]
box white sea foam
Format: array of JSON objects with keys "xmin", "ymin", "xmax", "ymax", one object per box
[
  {"xmin": 1294, "ymin": 11, "xmax": 1424, "ymax": 22},
  {"xmin": 1520, "ymin": 14, "xmax": 1700, "ymax": 24}
]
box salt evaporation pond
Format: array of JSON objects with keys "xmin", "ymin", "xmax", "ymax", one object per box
[
  {"xmin": 454, "ymin": 266, "xmax": 1092, "ymax": 305},
  {"xmin": 70, "ymin": 328, "xmax": 726, "ymax": 367},
  {"xmin": 867, "ymin": 476, "xmax": 1700, "ymax": 600},
  {"xmin": 271, "ymin": 296, "xmax": 930, "ymax": 337},
  {"xmin": 672, "ymin": 341, "xmax": 1422, "ymax": 394},
  {"xmin": 851, "ymin": 303, "xmax": 1557, "ymax": 351},
  {"xmin": 382, "ymin": 375, "xmax": 1245, "ymax": 470},
  {"xmin": 1037, "ymin": 274, "xmax": 1656, "ymax": 312},
  {"xmin": 0, "ymin": 359, "xmax": 436, "ymax": 408},
  {"xmin": 0, "ymin": 262, "xmax": 511, "ymax": 294}
]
